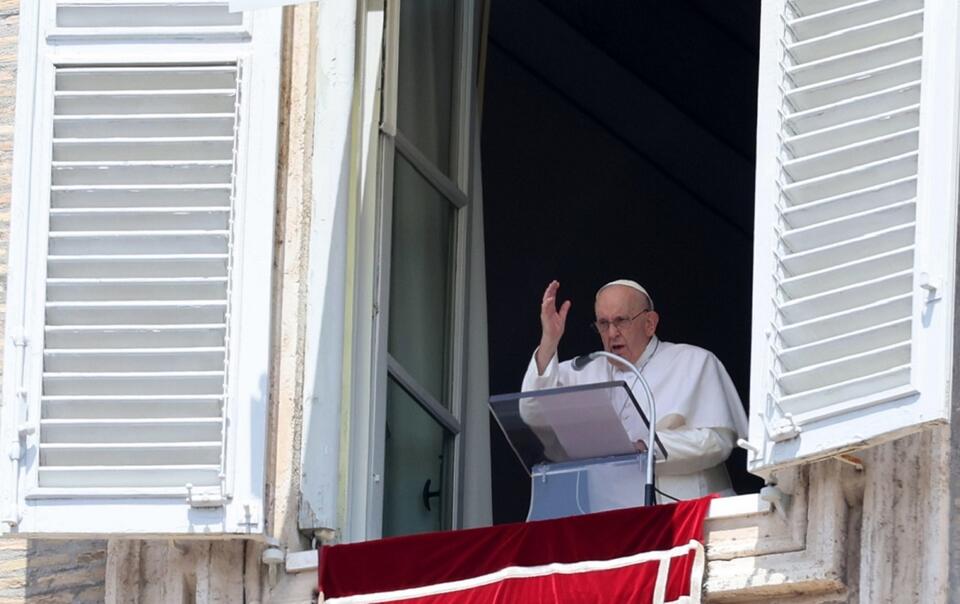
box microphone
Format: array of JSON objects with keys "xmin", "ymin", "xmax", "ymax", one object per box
[{"xmin": 571, "ymin": 352, "xmax": 598, "ymax": 371}]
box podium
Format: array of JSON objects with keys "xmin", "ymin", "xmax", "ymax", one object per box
[{"xmin": 490, "ymin": 381, "xmax": 667, "ymax": 521}]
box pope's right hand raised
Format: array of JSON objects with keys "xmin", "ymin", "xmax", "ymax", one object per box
[{"xmin": 536, "ymin": 280, "xmax": 570, "ymax": 374}]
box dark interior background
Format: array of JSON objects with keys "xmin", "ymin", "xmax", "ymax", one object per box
[{"xmin": 481, "ymin": 0, "xmax": 764, "ymax": 523}]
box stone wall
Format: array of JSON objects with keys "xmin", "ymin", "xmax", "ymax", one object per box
[{"xmin": 0, "ymin": 3, "xmax": 108, "ymax": 602}]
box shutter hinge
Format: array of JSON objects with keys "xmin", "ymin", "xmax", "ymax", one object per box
[
  {"xmin": 1, "ymin": 506, "xmax": 20, "ymax": 528},
  {"xmin": 3, "ymin": 334, "xmax": 31, "ymax": 529},
  {"xmin": 2, "ymin": 443, "xmax": 22, "ymax": 527},
  {"xmin": 763, "ymin": 411, "xmax": 801, "ymax": 442},
  {"xmin": 239, "ymin": 502, "xmax": 261, "ymax": 533}
]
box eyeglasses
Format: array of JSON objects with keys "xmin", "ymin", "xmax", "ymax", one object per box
[{"xmin": 591, "ymin": 309, "xmax": 651, "ymax": 333}]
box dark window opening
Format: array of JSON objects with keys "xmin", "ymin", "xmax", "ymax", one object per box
[{"xmin": 481, "ymin": 0, "xmax": 765, "ymax": 524}]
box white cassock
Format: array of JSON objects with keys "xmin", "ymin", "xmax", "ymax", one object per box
[{"xmin": 520, "ymin": 335, "xmax": 749, "ymax": 502}]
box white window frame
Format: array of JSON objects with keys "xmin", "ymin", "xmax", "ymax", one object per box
[
  {"xmin": 0, "ymin": 1, "xmax": 282, "ymax": 536},
  {"xmin": 331, "ymin": 0, "xmax": 481, "ymax": 541}
]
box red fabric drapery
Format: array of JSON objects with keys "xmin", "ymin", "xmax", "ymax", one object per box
[{"xmin": 319, "ymin": 497, "xmax": 712, "ymax": 603}]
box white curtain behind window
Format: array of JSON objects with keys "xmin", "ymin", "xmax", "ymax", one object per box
[{"xmin": 397, "ymin": 0, "xmax": 456, "ymax": 174}]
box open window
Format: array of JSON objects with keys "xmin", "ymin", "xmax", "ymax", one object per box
[
  {"xmin": 0, "ymin": 1, "xmax": 281, "ymax": 535},
  {"xmin": 482, "ymin": 0, "xmax": 960, "ymax": 516},
  {"xmin": 481, "ymin": 0, "xmax": 763, "ymax": 521}
]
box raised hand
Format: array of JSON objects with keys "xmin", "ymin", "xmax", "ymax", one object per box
[{"xmin": 536, "ymin": 280, "xmax": 571, "ymax": 373}]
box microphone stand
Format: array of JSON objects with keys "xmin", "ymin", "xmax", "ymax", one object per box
[{"xmin": 573, "ymin": 351, "xmax": 657, "ymax": 506}]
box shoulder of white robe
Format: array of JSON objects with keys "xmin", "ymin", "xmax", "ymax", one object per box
[{"xmin": 660, "ymin": 342, "xmax": 748, "ymax": 435}]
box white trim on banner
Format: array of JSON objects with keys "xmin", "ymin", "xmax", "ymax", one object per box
[{"xmin": 324, "ymin": 540, "xmax": 706, "ymax": 604}]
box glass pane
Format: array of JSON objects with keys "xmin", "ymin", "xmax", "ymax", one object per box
[
  {"xmin": 388, "ymin": 154, "xmax": 454, "ymax": 402},
  {"xmin": 383, "ymin": 377, "xmax": 450, "ymax": 537},
  {"xmin": 397, "ymin": 0, "xmax": 457, "ymax": 175}
]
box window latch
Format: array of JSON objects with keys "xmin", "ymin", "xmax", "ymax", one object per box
[
  {"xmin": 763, "ymin": 411, "xmax": 801, "ymax": 442},
  {"xmin": 185, "ymin": 482, "xmax": 227, "ymax": 508},
  {"xmin": 919, "ymin": 272, "xmax": 941, "ymax": 303}
]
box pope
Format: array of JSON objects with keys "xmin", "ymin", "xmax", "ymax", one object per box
[{"xmin": 520, "ymin": 279, "xmax": 749, "ymax": 501}]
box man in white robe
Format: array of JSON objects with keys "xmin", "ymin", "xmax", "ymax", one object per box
[{"xmin": 520, "ymin": 279, "xmax": 748, "ymax": 501}]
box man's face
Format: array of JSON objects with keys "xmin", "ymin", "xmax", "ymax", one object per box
[{"xmin": 594, "ymin": 285, "xmax": 659, "ymax": 364}]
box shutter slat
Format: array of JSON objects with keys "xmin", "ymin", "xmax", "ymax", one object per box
[
  {"xmin": 787, "ymin": 0, "xmax": 923, "ymax": 38},
  {"xmin": 45, "ymin": 325, "xmax": 227, "ymax": 348},
  {"xmin": 778, "ymin": 270, "xmax": 911, "ymax": 323},
  {"xmin": 782, "ymin": 128, "xmax": 918, "ymax": 181},
  {"xmin": 52, "ymin": 162, "xmax": 232, "ymax": 186},
  {"xmin": 778, "ymin": 317, "xmax": 910, "ymax": 370},
  {"xmin": 787, "ymin": 35, "xmax": 922, "ymax": 88},
  {"xmin": 55, "ymin": 115, "xmax": 235, "ymax": 138},
  {"xmin": 51, "ymin": 185, "xmax": 231, "ymax": 208},
  {"xmin": 44, "ymin": 348, "xmax": 226, "ymax": 372},
  {"xmin": 53, "ymin": 138, "xmax": 234, "ymax": 161},
  {"xmin": 48, "ymin": 231, "xmax": 229, "ymax": 255},
  {"xmin": 780, "ymin": 222, "xmax": 914, "ymax": 275},
  {"xmin": 47, "ymin": 255, "xmax": 228, "ymax": 278},
  {"xmin": 782, "ymin": 178, "xmax": 915, "ymax": 227},
  {"xmin": 779, "ymin": 246, "xmax": 913, "ymax": 299},
  {"xmin": 785, "ymin": 81, "xmax": 921, "ymax": 135},
  {"xmin": 781, "ymin": 200, "xmax": 915, "ymax": 251},
  {"xmin": 778, "ymin": 341, "xmax": 910, "ymax": 393},
  {"xmin": 56, "ymin": 4, "xmax": 242, "ymax": 29},
  {"xmin": 41, "ymin": 443, "xmax": 221, "ymax": 467},
  {"xmin": 778, "ymin": 293, "xmax": 912, "ymax": 348},
  {"xmin": 42, "ymin": 395, "xmax": 223, "ymax": 420},
  {"xmin": 47, "ymin": 277, "xmax": 228, "ymax": 301},
  {"xmin": 56, "ymin": 66, "xmax": 238, "ymax": 91},
  {"xmin": 781, "ymin": 152, "xmax": 916, "ymax": 204},
  {"xmin": 783, "ymin": 106, "xmax": 919, "ymax": 157},
  {"xmin": 785, "ymin": 58, "xmax": 920, "ymax": 111},
  {"xmin": 42, "ymin": 372, "xmax": 225, "ymax": 396},
  {"xmin": 45, "ymin": 302, "xmax": 226, "ymax": 325},
  {"xmin": 786, "ymin": 11, "xmax": 923, "ymax": 64},
  {"xmin": 41, "ymin": 418, "xmax": 222, "ymax": 443},
  {"xmin": 50, "ymin": 209, "xmax": 230, "ymax": 231},
  {"xmin": 38, "ymin": 467, "xmax": 220, "ymax": 489},
  {"xmin": 55, "ymin": 91, "xmax": 236, "ymax": 115},
  {"xmin": 779, "ymin": 365, "xmax": 911, "ymax": 415}
]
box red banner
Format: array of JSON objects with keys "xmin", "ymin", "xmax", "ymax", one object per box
[{"xmin": 319, "ymin": 497, "xmax": 712, "ymax": 603}]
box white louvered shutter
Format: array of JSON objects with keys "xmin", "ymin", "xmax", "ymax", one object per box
[
  {"xmin": 748, "ymin": 0, "xmax": 960, "ymax": 473},
  {"xmin": 0, "ymin": 2, "xmax": 281, "ymax": 534}
]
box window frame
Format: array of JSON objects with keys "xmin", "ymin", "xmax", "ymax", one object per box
[{"xmin": 360, "ymin": 0, "xmax": 479, "ymax": 538}]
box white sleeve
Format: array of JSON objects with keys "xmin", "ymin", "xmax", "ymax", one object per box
[
  {"xmin": 522, "ymin": 348, "xmax": 560, "ymax": 389},
  {"xmin": 519, "ymin": 349, "xmax": 565, "ymax": 460},
  {"xmin": 519, "ymin": 348, "xmax": 560, "ymax": 427},
  {"xmin": 655, "ymin": 427, "xmax": 736, "ymax": 475}
]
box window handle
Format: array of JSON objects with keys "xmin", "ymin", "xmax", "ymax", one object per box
[{"xmin": 421, "ymin": 479, "xmax": 441, "ymax": 512}]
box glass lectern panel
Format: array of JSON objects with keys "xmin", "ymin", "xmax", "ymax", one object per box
[
  {"xmin": 490, "ymin": 381, "xmax": 668, "ymax": 521},
  {"xmin": 489, "ymin": 380, "xmax": 666, "ymax": 474}
]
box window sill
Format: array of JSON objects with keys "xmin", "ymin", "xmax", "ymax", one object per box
[{"xmin": 704, "ymin": 461, "xmax": 848, "ymax": 601}]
